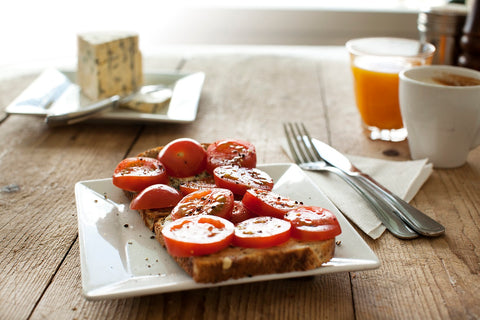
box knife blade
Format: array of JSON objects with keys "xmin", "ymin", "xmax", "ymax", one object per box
[{"xmin": 311, "ymin": 138, "xmax": 445, "ymax": 237}]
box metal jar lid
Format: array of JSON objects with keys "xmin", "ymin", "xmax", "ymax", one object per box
[{"xmin": 418, "ymin": 4, "xmax": 468, "ymax": 35}]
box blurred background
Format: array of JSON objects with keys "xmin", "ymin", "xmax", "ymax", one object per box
[{"xmin": 0, "ymin": 0, "xmax": 471, "ymax": 69}]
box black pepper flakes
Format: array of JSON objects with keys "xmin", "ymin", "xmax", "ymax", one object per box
[{"xmin": 383, "ymin": 149, "xmax": 400, "ymax": 157}]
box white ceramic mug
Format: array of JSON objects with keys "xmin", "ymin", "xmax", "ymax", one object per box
[{"xmin": 399, "ymin": 65, "xmax": 480, "ymax": 168}]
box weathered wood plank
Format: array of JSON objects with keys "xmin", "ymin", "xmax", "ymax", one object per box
[
  {"xmin": 129, "ymin": 53, "xmax": 330, "ymax": 163},
  {"xmin": 0, "ymin": 117, "xmax": 142, "ymax": 319},
  {"xmin": 319, "ymin": 50, "xmax": 480, "ymax": 319}
]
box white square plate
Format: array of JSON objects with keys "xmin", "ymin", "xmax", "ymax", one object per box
[
  {"xmin": 76, "ymin": 163, "xmax": 380, "ymax": 300},
  {"xmin": 6, "ymin": 69, "xmax": 205, "ymax": 124}
]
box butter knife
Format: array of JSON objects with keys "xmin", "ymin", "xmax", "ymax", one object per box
[
  {"xmin": 45, "ymin": 84, "xmax": 170, "ymax": 126},
  {"xmin": 311, "ymin": 138, "xmax": 445, "ymax": 237}
]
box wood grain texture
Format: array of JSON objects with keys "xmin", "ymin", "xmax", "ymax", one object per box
[
  {"xmin": 0, "ymin": 116, "xmax": 142, "ymax": 319},
  {"xmin": 1, "ymin": 47, "xmax": 479, "ymax": 320}
]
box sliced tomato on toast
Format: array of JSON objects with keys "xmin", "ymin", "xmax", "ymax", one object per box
[
  {"xmin": 171, "ymin": 188, "xmax": 234, "ymax": 220},
  {"xmin": 130, "ymin": 184, "xmax": 182, "ymax": 210},
  {"xmin": 162, "ymin": 215, "xmax": 235, "ymax": 257},
  {"xmin": 284, "ymin": 206, "xmax": 342, "ymax": 241},
  {"xmin": 206, "ymin": 139, "xmax": 256, "ymax": 173},
  {"xmin": 213, "ymin": 165, "xmax": 274, "ymax": 196},
  {"xmin": 112, "ymin": 157, "xmax": 169, "ymax": 192},
  {"xmin": 157, "ymin": 138, "xmax": 207, "ymax": 178},
  {"xmin": 230, "ymin": 200, "xmax": 256, "ymax": 224},
  {"xmin": 179, "ymin": 176, "xmax": 217, "ymax": 195},
  {"xmin": 242, "ymin": 188, "xmax": 300, "ymax": 219},
  {"xmin": 232, "ymin": 216, "xmax": 291, "ymax": 248}
]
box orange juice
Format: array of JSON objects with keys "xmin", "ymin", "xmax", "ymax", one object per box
[
  {"xmin": 351, "ymin": 58, "xmax": 405, "ymax": 130},
  {"xmin": 346, "ymin": 37, "xmax": 435, "ymax": 141}
]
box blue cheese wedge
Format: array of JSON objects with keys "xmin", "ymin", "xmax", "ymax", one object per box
[{"xmin": 77, "ymin": 31, "xmax": 143, "ymax": 100}]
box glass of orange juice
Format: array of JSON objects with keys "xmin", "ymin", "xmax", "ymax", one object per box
[{"xmin": 346, "ymin": 38, "xmax": 435, "ymax": 141}]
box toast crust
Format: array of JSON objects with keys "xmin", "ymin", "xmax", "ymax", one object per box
[
  {"xmin": 155, "ymin": 215, "xmax": 334, "ymax": 283},
  {"xmin": 123, "ymin": 144, "xmax": 337, "ymax": 283}
]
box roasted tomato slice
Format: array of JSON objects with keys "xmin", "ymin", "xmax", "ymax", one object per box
[
  {"xmin": 179, "ymin": 176, "xmax": 217, "ymax": 196},
  {"xmin": 242, "ymin": 189, "xmax": 301, "ymax": 219},
  {"xmin": 158, "ymin": 138, "xmax": 207, "ymax": 178},
  {"xmin": 171, "ymin": 188, "xmax": 234, "ymax": 220},
  {"xmin": 232, "ymin": 216, "xmax": 291, "ymax": 248},
  {"xmin": 230, "ymin": 200, "xmax": 257, "ymax": 225},
  {"xmin": 284, "ymin": 206, "xmax": 342, "ymax": 241},
  {"xmin": 206, "ymin": 139, "xmax": 256, "ymax": 173},
  {"xmin": 162, "ymin": 215, "xmax": 235, "ymax": 257},
  {"xmin": 213, "ymin": 165, "xmax": 274, "ymax": 196},
  {"xmin": 130, "ymin": 184, "xmax": 182, "ymax": 210},
  {"xmin": 112, "ymin": 157, "xmax": 168, "ymax": 192}
]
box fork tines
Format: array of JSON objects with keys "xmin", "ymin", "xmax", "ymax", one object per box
[{"xmin": 283, "ymin": 122, "xmax": 319, "ymax": 164}]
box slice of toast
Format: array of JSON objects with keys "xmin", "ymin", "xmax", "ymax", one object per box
[
  {"xmin": 154, "ymin": 216, "xmax": 334, "ymax": 283},
  {"xmin": 124, "ymin": 145, "xmax": 336, "ymax": 283}
]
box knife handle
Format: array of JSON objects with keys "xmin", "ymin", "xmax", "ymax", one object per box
[
  {"xmin": 325, "ymin": 167, "xmax": 419, "ymax": 239},
  {"xmin": 356, "ymin": 173, "xmax": 445, "ymax": 237}
]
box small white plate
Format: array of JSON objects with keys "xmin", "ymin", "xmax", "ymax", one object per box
[
  {"xmin": 76, "ymin": 163, "xmax": 380, "ymax": 300},
  {"xmin": 6, "ymin": 69, "xmax": 205, "ymax": 124}
]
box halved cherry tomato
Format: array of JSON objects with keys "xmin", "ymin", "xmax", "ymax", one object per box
[
  {"xmin": 232, "ymin": 216, "xmax": 291, "ymax": 248},
  {"xmin": 158, "ymin": 138, "xmax": 207, "ymax": 178},
  {"xmin": 284, "ymin": 206, "xmax": 342, "ymax": 241},
  {"xmin": 242, "ymin": 189, "xmax": 300, "ymax": 219},
  {"xmin": 206, "ymin": 139, "xmax": 256, "ymax": 173},
  {"xmin": 171, "ymin": 188, "xmax": 234, "ymax": 220},
  {"xmin": 230, "ymin": 200, "xmax": 256, "ymax": 225},
  {"xmin": 213, "ymin": 165, "xmax": 274, "ymax": 196},
  {"xmin": 162, "ymin": 215, "xmax": 235, "ymax": 257},
  {"xmin": 112, "ymin": 157, "xmax": 168, "ymax": 192},
  {"xmin": 179, "ymin": 176, "xmax": 217, "ymax": 196},
  {"xmin": 130, "ymin": 184, "xmax": 182, "ymax": 210}
]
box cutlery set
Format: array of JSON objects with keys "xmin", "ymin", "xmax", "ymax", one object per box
[{"xmin": 283, "ymin": 122, "xmax": 445, "ymax": 239}]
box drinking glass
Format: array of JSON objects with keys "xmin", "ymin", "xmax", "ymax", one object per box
[{"xmin": 346, "ymin": 37, "xmax": 435, "ymax": 141}]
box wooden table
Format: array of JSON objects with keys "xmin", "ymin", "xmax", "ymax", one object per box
[{"xmin": 1, "ymin": 46, "xmax": 479, "ymax": 320}]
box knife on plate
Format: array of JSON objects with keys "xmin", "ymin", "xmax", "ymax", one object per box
[
  {"xmin": 44, "ymin": 84, "xmax": 171, "ymax": 126},
  {"xmin": 311, "ymin": 138, "xmax": 445, "ymax": 237}
]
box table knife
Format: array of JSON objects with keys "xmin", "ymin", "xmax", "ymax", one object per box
[{"xmin": 311, "ymin": 138, "xmax": 445, "ymax": 237}]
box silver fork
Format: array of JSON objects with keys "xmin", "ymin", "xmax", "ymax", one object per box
[{"xmin": 284, "ymin": 122, "xmax": 419, "ymax": 239}]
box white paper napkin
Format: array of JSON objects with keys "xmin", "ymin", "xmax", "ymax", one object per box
[{"xmin": 282, "ymin": 144, "xmax": 433, "ymax": 239}]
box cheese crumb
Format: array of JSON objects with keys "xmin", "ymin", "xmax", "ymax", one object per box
[{"xmin": 222, "ymin": 257, "xmax": 233, "ymax": 270}]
